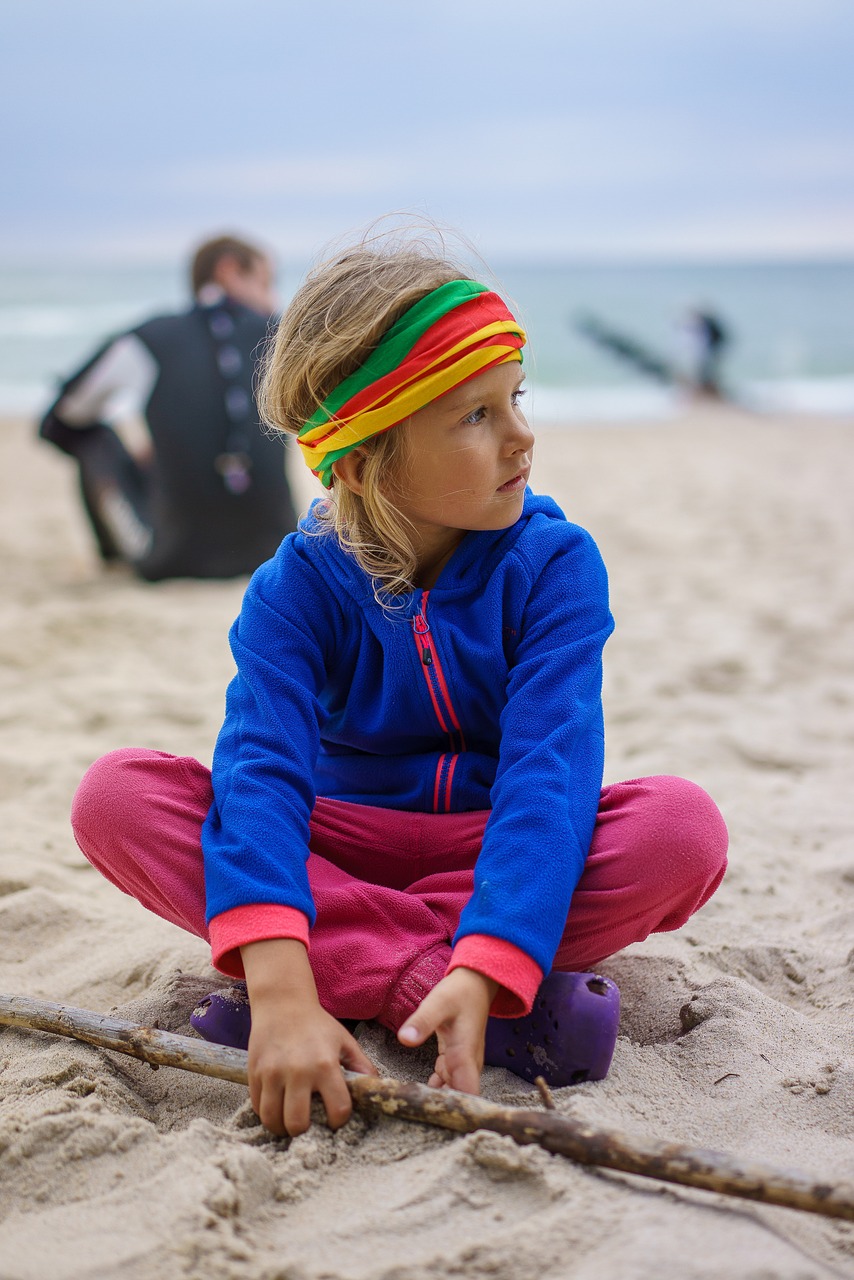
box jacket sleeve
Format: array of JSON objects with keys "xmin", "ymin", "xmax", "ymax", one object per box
[
  {"xmin": 201, "ymin": 543, "xmax": 339, "ymax": 928},
  {"xmin": 38, "ymin": 334, "xmax": 158, "ymax": 455},
  {"xmin": 452, "ymin": 523, "xmax": 614, "ymax": 980}
]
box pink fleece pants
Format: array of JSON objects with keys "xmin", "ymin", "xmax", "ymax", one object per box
[{"xmin": 71, "ymin": 749, "xmax": 727, "ymax": 1028}]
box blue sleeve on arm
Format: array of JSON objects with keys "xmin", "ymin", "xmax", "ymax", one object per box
[
  {"xmin": 454, "ymin": 524, "xmax": 614, "ymax": 974},
  {"xmin": 201, "ymin": 545, "xmax": 337, "ymax": 925}
]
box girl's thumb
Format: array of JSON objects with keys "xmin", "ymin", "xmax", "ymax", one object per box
[
  {"xmin": 394, "ymin": 1013, "xmax": 435, "ymax": 1044},
  {"xmin": 397, "ymin": 1019, "xmax": 428, "ymax": 1046},
  {"xmin": 397, "ymin": 983, "xmax": 445, "ymax": 1046}
]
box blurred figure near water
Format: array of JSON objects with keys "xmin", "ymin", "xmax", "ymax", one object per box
[
  {"xmin": 575, "ymin": 302, "xmax": 732, "ymax": 404},
  {"xmin": 38, "ymin": 234, "xmax": 298, "ymax": 581},
  {"xmin": 679, "ymin": 307, "xmax": 730, "ymax": 400}
]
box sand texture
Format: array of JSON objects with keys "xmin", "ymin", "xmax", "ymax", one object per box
[{"xmin": 1, "ymin": 409, "xmax": 853, "ymax": 1279}]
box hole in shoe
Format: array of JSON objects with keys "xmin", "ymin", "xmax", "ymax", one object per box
[
  {"xmin": 586, "ymin": 977, "xmax": 610, "ymax": 996},
  {"xmin": 484, "ymin": 971, "xmax": 620, "ymax": 1087}
]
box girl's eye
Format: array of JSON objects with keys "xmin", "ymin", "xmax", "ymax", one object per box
[{"xmin": 462, "ymin": 388, "xmax": 526, "ymax": 425}]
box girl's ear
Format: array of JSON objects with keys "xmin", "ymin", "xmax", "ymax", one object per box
[{"xmin": 331, "ymin": 448, "xmax": 367, "ymax": 495}]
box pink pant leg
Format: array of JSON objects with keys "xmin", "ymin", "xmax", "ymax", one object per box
[
  {"xmin": 552, "ymin": 775, "xmax": 728, "ymax": 970},
  {"xmin": 379, "ymin": 775, "xmax": 727, "ymax": 1000},
  {"xmin": 71, "ymin": 751, "xmax": 459, "ymax": 1023},
  {"xmin": 72, "ymin": 747, "xmax": 212, "ymax": 938}
]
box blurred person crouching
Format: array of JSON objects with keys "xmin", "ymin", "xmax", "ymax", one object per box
[{"xmin": 39, "ymin": 234, "xmax": 298, "ymax": 580}]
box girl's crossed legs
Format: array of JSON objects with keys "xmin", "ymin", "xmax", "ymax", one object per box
[{"xmin": 71, "ymin": 748, "xmax": 727, "ymax": 1027}]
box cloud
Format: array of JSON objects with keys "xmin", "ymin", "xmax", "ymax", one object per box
[
  {"xmin": 151, "ymin": 106, "xmax": 854, "ymax": 218},
  {"xmin": 2, "ymin": 1, "xmax": 853, "ymax": 260}
]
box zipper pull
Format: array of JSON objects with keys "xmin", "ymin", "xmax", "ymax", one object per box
[{"xmin": 412, "ymin": 596, "xmax": 433, "ymax": 665}]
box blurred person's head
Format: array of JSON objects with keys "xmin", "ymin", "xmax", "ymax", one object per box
[{"xmin": 191, "ymin": 235, "xmax": 277, "ymax": 314}]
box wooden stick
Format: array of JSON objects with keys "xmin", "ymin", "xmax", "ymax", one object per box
[
  {"xmin": 534, "ymin": 1074, "xmax": 557, "ymax": 1110},
  {"xmin": 2, "ymin": 993, "xmax": 852, "ymax": 1222}
]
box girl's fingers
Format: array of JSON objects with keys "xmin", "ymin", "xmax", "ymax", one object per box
[
  {"xmin": 248, "ymin": 1074, "xmax": 262, "ymax": 1117},
  {"xmin": 429, "ymin": 1052, "xmax": 449, "ymax": 1086},
  {"xmin": 275, "ymin": 1063, "xmax": 363, "ymax": 1136},
  {"xmin": 340, "ymin": 1038, "xmax": 378, "ymax": 1078},
  {"xmin": 282, "ymin": 1078, "xmax": 313, "ymax": 1137},
  {"xmin": 257, "ymin": 1079, "xmax": 288, "ymax": 1136},
  {"xmin": 251, "ymin": 1027, "xmax": 376, "ymax": 1137},
  {"xmin": 443, "ymin": 1054, "xmax": 481, "ymax": 1096},
  {"xmin": 320, "ymin": 1070, "xmax": 355, "ymax": 1131}
]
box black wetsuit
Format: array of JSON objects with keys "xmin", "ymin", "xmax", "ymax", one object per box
[
  {"xmin": 39, "ymin": 295, "xmax": 298, "ymax": 581},
  {"xmin": 693, "ymin": 312, "xmax": 729, "ymax": 396}
]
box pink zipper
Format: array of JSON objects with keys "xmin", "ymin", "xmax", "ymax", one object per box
[{"xmin": 412, "ymin": 590, "xmax": 465, "ymax": 812}]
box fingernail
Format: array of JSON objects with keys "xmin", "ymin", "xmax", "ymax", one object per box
[{"xmin": 398, "ymin": 1025, "xmax": 419, "ymax": 1044}]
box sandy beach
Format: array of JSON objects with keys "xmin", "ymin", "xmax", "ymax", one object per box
[{"xmin": 1, "ymin": 406, "xmax": 853, "ymax": 1279}]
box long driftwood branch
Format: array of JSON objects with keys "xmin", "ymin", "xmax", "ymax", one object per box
[{"xmin": 1, "ymin": 993, "xmax": 852, "ymax": 1223}]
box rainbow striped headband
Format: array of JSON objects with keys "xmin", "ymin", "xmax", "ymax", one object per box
[{"xmin": 297, "ymin": 279, "xmax": 526, "ymax": 488}]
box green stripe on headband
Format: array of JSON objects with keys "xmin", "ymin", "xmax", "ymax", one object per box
[{"xmin": 301, "ymin": 279, "xmax": 488, "ymax": 433}]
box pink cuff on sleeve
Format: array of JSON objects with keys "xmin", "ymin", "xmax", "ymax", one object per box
[
  {"xmin": 447, "ymin": 934, "xmax": 544, "ymax": 1018},
  {"xmin": 208, "ymin": 903, "xmax": 311, "ymax": 978}
]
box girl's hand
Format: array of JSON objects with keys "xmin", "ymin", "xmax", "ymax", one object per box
[
  {"xmin": 397, "ymin": 967, "xmax": 499, "ymax": 1094},
  {"xmin": 242, "ymin": 938, "xmax": 376, "ymax": 1137}
]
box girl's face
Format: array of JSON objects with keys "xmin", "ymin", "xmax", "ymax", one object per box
[{"xmin": 392, "ymin": 360, "xmax": 534, "ymax": 582}]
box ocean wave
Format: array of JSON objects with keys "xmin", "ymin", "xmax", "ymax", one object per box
[
  {"xmin": 0, "ymin": 302, "xmax": 156, "ymax": 339},
  {"xmin": 529, "ymin": 383, "xmax": 680, "ymax": 423},
  {"xmin": 4, "ymin": 376, "xmax": 854, "ymax": 421},
  {"xmin": 741, "ymin": 376, "xmax": 854, "ymax": 415},
  {"xmin": 531, "ymin": 377, "xmax": 854, "ymax": 422}
]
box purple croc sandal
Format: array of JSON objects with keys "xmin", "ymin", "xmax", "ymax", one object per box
[
  {"xmin": 191, "ymin": 982, "xmax": 251, "ymax": 1050},
  {"xmin": 484, "ymin": 971, "xmax": 620, "ymax": 1088}
]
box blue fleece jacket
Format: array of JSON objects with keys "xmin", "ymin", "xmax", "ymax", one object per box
[{"xmin": 201, "ymin": 489, "xmax": 614, "ymax": 977}]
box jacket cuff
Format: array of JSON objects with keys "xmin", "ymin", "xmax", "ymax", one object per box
[
  {"xmin": 448, "ymin": 934, "xmax": 543, "ymax": 1018},
  {"xmin": 209, "ymin": 904, "xmax": 311, "ymax": 978}
]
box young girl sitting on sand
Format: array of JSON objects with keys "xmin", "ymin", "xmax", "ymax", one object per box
[{"xmin": 71, "ymin": 233, "xmax": 728, "ymax": 1139}]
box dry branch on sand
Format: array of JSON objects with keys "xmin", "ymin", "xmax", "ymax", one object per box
[{"xmin": 1, "ymin": 993, "xmax": 852, "ymax": 1224}]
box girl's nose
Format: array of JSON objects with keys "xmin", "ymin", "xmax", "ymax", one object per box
[{"xmin": 505, "ymin": 408, "xmax": 535, "ymax": 453}]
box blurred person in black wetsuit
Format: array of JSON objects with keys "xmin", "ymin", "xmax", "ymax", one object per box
[
  {"xmin": 682, "ymin": 307, "xmax": 730, "ymax": 400},
  {"xmin": 38, "ymin": 234, "xmax": 298, "ymax": 580}
]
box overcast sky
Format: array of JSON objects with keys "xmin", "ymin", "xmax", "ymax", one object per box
[{"xmin": 2, "ymin": 0, "xmax": 853, "ymax": 263}]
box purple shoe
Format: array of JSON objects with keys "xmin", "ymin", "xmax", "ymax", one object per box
[
  {"xmin": 484, "ymin": 971, "xmax": 620, "ymax": 1088},
  {"xmin": 190, "ymin": 984, "xmax": 360, "ymax": 1048},
  {"xmin": 190, "ymin": 982, "xmax": 251, "ymax": 1050}
]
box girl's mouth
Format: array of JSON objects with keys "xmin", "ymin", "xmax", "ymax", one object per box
[{"xmin": 497, "ymin": 471, "xmax": 528, "ymax": 493}]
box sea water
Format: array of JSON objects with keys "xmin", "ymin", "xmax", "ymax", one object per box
[{"xmin": 1, "ymin": 258, "xmax": 852, "ymax": 421}]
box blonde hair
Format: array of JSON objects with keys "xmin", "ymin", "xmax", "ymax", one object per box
[{"xmin": 259, "ymin": 229, "xmax": 472, "ymax": 600}]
